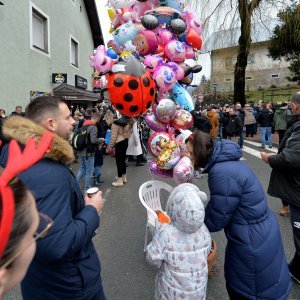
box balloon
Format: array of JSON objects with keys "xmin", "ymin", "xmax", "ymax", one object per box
[
  {"xmin": 109, "ymin": 0, "xmax": 136, "ymax": 9},
  {"xmin": 89, "ymin": 46, "xmax": 113, "ymax": 74},
  {"xmin": 185, "ymin": 9, "xmax": 202, "ymax": 34},
  {"xmin": 106, "ymin": 47, "xmax": 119, "ymax": 59},
  {"xmin": 153, "ymin": 64, "xmax": 177, "ymax": 92},
  {"xmin": 154, "ymin": 98, "xmax": 177, "ymax": 123},
  {"xmin": 184, "ymin": 43, "xmax": 195, "ymax": 59},
  {"xmin": 165, "ymin": 40, "xmax": 186, "ymax": 63},
  {"xmin": 172, "ymin": 82, "xmax": 194, "ymax": 111},
  {"xmin": 175, "ymin": 131, "xmax": 191, "ymax": 156},
  {"xmin": 171, "ymin": 109, "xmax": 193, "ymax": 129},
  {"xmin": 157, "ymin": 140, "xmax": 181, "ymax": 169},
  {"xmin": 186, "ymin": 28, "xmax": 202, "ymax": 50},
  {"xmin": 148, "ymin": 131, "xmax": 171, "ymax": 157},
  {"xmin": 144, "ymin": 7, "xmax": 183, "ymax": 25},
  {"xmin": 149, "ymin": 161, "xmax": 173, "ymax": 178},
  {"xmin": 141, "ymin": 14, "xmax": 159, "ymax": 30},
  {"xmin": 107, "ymin": 54, "xmax": 156, "ymax": 117},
  {"xmin": 132, "ymin": 30, "xmax": 158, "ymax": 55},
  {"xmin": 173, "ymin": 156, "xmax": 194, "ymax": 184},
  {"xmin": 145, "ymin": 114, "xmax": 167, "ymax": 132},
  {"xmin": 166, "ymin": 0, "xmax": 186, "ymax": 13},
  {"xmin": 112, "ymin": 22, "xmax": 139, "ymax": 47},
  {"xmin": 168, "ymin": 18, "xmax": 187, "ymax": 35},
  {"xmin": 158, "ymin": 29, "xmax": 174, "ymax": 45}
]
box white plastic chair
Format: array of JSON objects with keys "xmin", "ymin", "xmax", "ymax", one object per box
[{"xmin": 138, "ymin": 180, "xmax": 173, "ymax": 252}]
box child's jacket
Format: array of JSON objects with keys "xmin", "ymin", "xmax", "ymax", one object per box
[{"xmin": 146, "ymin": 183, "xmax": 211, "ymax": 300}]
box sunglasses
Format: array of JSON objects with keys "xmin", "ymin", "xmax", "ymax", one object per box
[{"xmin": 0, "ymin": 213, "xmax": 53, "ymax": 269}]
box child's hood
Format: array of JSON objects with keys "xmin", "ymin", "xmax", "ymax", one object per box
[{"xmin": 166, "ymin": 183, "xmax": 207, "ymax": 234}]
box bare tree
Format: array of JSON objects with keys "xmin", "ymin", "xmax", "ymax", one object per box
[{"xmin": 188, "ymin": 0, "xmax": 285, "ymax": 105}]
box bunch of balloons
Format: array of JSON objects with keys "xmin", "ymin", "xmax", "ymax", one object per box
[{"xmin": 89, "ymin": 0, "xmax": 204, "ymax": 182}]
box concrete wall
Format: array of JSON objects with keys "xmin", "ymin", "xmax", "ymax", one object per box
[
  {"xmin": 0, "ymin": 0, "xmax": 95, "ymax": 114},
  {"xmin": 210, "ymin": 42, "xmax": 296, "ymax": 93}
]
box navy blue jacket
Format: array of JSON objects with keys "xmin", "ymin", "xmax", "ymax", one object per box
[
  {"xmin": 0, "ymin": 117, "xmax": 104, "ymax": 300},
  {"xmin": 204, "ymin": 140, "xmax": 291, "ymax": 299}
]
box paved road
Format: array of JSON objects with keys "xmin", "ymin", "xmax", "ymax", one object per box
[{"xmin": 5, "ymin": 139, "xmax": 300, "ymax": 299}]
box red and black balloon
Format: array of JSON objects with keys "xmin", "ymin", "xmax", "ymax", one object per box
[{"xmin": 106, "ymin": 55, "xmax": 156, "ymax": 117}]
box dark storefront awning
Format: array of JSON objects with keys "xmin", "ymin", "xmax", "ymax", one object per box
[{"xmin": 53, "ymin": 84, "xmax": 100, "ymax": 102}]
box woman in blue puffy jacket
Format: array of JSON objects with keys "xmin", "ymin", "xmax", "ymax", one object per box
[{"xmin": 186, "ymin": 129, "xmax": 291, "ymax": 300}]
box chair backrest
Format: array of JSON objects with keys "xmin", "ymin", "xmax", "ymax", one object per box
[{"xmin": 139, "ymin": 180, "xmax": 173, "ymax": 228}]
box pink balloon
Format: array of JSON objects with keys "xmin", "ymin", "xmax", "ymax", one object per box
[
  {"xmin": 156, "ymin": 140, "xmax": 181, "ymax": 170},
  {"xmin": 149, "ymin": 161, "xmax": 173, "ymax": 178},
  {"xmin": 173, "ymin": 156, "xmax": 194, "ymax": 184},
  {"xmin": 175, "ymin": 132, "xmax": 190, "ymax": 157},
  {"xmin": 153, "ymin": 65, "xmax": 177, "ymax": 92},
  {"xmin": 148, "ymin": 131, "xmax": 171, "ymax": 157},
  {"xmin": 145, "ymin": 114, "xmax": 167, "ymax": 132},
  {"xmin": 154, "ymin": 98, "xmax": 177, "ymax": 124},
  {"xmin": 171, "ymin": 110, "xmax": 193, "ymax": 130},
  {"xmin": 165, "ymin": 40, "xmax": 186, "ymax": 63}
]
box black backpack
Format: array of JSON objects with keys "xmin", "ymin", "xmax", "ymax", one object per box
[{"xmin": 71, "ymin": 126, "xmax": 91, "ymax": 151}]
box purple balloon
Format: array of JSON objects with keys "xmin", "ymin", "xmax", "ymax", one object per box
[
  {"xmin": 145, "ymin": 113, "xmax": 167, "ymax": 132},
  {"xmin": 149, "ymin": 161, "xmax": 173, "ymax": 178},
  {"xmin": 173, "ymin": 156, "xmax": 194, "ymax": 184}
]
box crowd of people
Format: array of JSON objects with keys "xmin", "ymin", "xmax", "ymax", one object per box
[{"xmin": 0, "ymin": 93, "xmax": 299, "ymax": 299}]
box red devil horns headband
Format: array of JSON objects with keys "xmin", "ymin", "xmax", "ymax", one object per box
[{"xmin": 0, "ymin": 132, "xmax": 54, "ymax": 258}]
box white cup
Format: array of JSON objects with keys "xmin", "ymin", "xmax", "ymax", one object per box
[{"xmin": 87, "ymin": 187, "xmax": 99, "ymax": 198}]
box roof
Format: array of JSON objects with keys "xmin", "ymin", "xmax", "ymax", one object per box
[
  {"xmin": 53, "ymin": 84, "xmax": 100, "ymax": 102},
  {"xmin": 201, "ymin": 19, "xmax": 279, "ymax": 53},
  {"xmin": 84, "ymin": 0, "xmax": 104, "ymax": 48}
]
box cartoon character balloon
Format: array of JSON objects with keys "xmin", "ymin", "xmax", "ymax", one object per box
[
  {"xmin": 112, "ymin": 22, "xmax": 139, "ymax": 47},
  {"xmin": 106, "ymin": 55, "xmax": 156, "ymax": 117},
  {"xmin": 154, "ymin": 98, "xmax": 177, "ymax": 123},
  {"xmin": 157, "ymin": 140, "xmax": 181, "ymax": 169},
  {"xmin": 172, "ymin": 82, "xmax": 194, "ymax": 112},
  {"xmin": 165, "ymin": 40, "xmax": 186, "ymax": 63},
  {"xmin": 148, "ymin": 131, "xmax": 171, "ymax": 157},
  {"xmin": 109, "ymin": 0, "xmax": 136, "ymax": 9},
  {"xmin": 89, "ymin": 45, "xmax": 113, "ymax": 74},
  {"xmin": 173, "ymin": 156, "xmax": 194, "ymax": 184},
  {"xmin": 132, "ymin": 30, "xmax": 158, "ymax": 55},
  {"xmin": 171, "ymin": 109, "xmax": 193, "ymax": 129}
]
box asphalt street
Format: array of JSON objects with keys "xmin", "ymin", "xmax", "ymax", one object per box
[{"xmin": 5, "ymin": 139, "xmax": 300, "ymax": 300}]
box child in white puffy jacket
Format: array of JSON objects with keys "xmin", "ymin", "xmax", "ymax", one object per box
[{"xmin": 146, "ymin": 183, "xmax": 211, "ymax": 300}]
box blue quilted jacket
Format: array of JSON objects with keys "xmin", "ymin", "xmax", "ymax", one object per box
[{"xmin": 204, "ymin": 140, "xmax": 291, "ymax": 299}]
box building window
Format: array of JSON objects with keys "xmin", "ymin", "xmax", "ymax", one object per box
[
  {"xmin": 270, "ymin": 73, "xmax": 279, "ymax": 79},
  {"xmin": 246, "ymin": 76, "xmax": 253, "ymax": 80},
  {"xmin": 30, "ymin": 2, "xmax": 50, "ymax": 56},
  {"xmin": 70, "ymin": 36, "xmax": 79, "ymax": 68},
  {"xmin": 225, "ymin": 58, "xmax": 232, "ymax": 67},
  {"xmin": 225, "ymin": 78, "xmax": 231, "ymax": 82},
  {"xmin": 247, "ymin": 54, "xmax": 254, "ymax": 64}
]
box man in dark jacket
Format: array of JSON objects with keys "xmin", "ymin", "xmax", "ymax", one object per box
[
  {"xmin": 223, "ymin": 107, "xmax": 243, "ymax": 143},
  {"xmin": 257, "ymin": 103, "xmax": 273, "ymax": 148},
  {"xmin": 0, "ymin": 96, "xmax": 106, "ymax": 299},
  {"xmin": 236, "ymin": 103, "xmax": 245, "ymax": 148},
  {"xmin": 261, "ymin": 92, "xmax": 300, "ymax": 284},
  {"xmin": 76, "ymin": 112, "xmax": 104, "ymax": 190}
]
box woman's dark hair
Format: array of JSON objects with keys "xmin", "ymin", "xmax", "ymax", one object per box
[
  {"xmin": 0, "ymin": 180, "xmax": 32, "ymax": 268},
  {"xmin": 192, "ymin": 130, "xmax": 214, "ymax": 170}
]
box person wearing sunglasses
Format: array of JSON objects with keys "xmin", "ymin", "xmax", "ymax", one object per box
[{"xmin": 0, "ymin": 133, "xmax": 54, "ymax": 299}]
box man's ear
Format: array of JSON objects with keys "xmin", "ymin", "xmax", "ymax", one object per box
[
  {"xmin": 0, "ymin": 268, "xmax": 8, "ymax": 299},
  {"xmin": 43, "ymin": 117, "xmax": 55, "ymax": 132}
]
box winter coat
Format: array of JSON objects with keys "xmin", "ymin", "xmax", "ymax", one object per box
[
  {"xmin": 223, "ymin": 114, "xmax": 243, "ymax": 136},
  {"xmin": 204, "ymin": 140, "xmax": 291, "ymax": 299},
  {"xmin": 207, "ymin": 111, "xmax": 219, "ymax": 138},
  {"xmin": 268, "ymin": 116, "xmax": 300, "ymax": 208},
  {"xmin": 244, "ymin": 106, "xmax": 256, "ymax": 125},
  {"xmin": 108, "ymin": 119, "xmax": 131, "ymax": 148},
  {"xmin": 78, "ymin": 120, "xmax": 103, "ymax": 157},
  {"xmin": 146, "ymin": 183, "xmax": 211, "ymax": 300},
  {"xmin": 273, "ymin": 108, "xmax": 292, "ymax": 131},
  {"xmin": 0, "ymin": 117, "xmax": 103, "ymax": 300},
  {"xmin": 236, "ymin": 108, "xmax": 245, "ymax": 125},
  {"xmin": 126, "ymin": 121, "xmax": 143, "ymax": 156},
  {"xmin": 257, "ymin": 109, "xmax": 273, "ymax": 127}
]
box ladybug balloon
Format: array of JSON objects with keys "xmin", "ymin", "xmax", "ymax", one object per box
[{"xmin": 106, "ymin": 55, "xmax": 156, "ymax": 117}]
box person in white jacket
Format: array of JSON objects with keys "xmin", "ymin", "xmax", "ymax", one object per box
[
  {"xmin": 126, "ymin": 118, "xmax": 144, "ymax": 166},
  {"xmin": 146, "ymin": 183, "xmax": 211, "ymax": 300}
]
